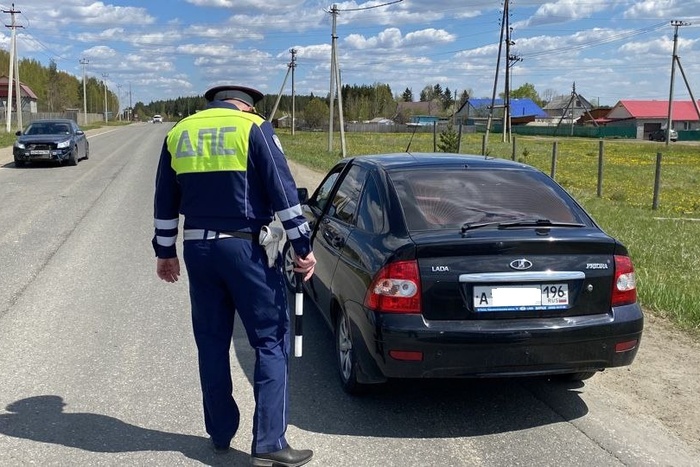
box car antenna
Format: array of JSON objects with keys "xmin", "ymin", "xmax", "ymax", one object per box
[{"xmin": 405, "ymin": 123, "xmax": 419, "ymax": 153}]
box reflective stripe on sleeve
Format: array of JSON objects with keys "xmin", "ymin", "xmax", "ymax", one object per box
[
  {"xmin": 155, "ymin": 218, "xmax": 179, "ymax": 229},
  {"xmin": 286, "ymin": 222, "xmax": 310, "ymax": 240},
  {"xmin": 156, "ymin": 235, "xmax": 177, "ymax": 247},
  {"xmin": 276, "ymin": 204, "xmax": 302, "ymax": 222}
]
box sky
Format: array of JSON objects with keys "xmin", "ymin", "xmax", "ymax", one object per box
[{"xmin": 2, "ymin": 0, "xmax": 700, "ymax": 109}]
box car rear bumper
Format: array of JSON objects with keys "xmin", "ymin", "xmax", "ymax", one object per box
[{"xmin": 352, "ymin": 303, "xmax": 643, "ymax": 380}]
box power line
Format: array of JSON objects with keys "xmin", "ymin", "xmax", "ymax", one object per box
[{"xmin": 337, "ymin": 0, "xmax": 404, "ymax": 13}]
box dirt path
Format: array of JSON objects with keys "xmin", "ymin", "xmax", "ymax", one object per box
[{"xmin": 287, "ymin": 159, "xmax": 700, "ymax": 452}]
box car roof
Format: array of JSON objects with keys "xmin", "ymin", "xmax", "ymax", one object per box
[
  {"xmin": 346, "ymin": 153, "xmax": 537, "ymax": 172},
  {"xmin": 28, "ymin": 119, "xmax": 76, "ymax": 124}
]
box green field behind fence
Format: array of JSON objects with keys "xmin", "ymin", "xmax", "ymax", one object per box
[{"xmin": 278, "ymin": 130, "xmax": 700, "ymax": 334}]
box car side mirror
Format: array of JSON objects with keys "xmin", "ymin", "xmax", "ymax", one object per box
[
  {"xmin": 15, "ymin": 130, "xmax": 21, "ymax": 136},
  {"xmin": 297, "ymin": 187, "xmax": 309, "ymax": 203},
  {"xmin": 76, "ymin": 130, "xmax": 85, "ymax": 135}
]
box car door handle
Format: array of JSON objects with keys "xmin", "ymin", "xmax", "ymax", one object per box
[{"xmin": 331, "ymin": 236, "xmax": 345, "ymax": 248}]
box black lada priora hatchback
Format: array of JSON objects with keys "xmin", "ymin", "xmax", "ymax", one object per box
[{"xmin": 284, "ymin": 153, "xmax": 643, "ymax": 394}]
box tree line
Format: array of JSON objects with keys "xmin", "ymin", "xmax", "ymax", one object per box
[
  {"xmin": 0, "ymin": 50, "xmax": 120, "ymax": 119},
  {"xmin": 2, "ymin": 50, "xmax": 558, "ymax": 128}
]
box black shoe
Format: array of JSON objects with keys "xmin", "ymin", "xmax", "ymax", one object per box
[
  {"xmin": 251, "ymin": 445, "xmax": 313, "ymax": 467},
  {"xmin": 210, "ymin": 439, "xmax": 230, "ymax": 455}
]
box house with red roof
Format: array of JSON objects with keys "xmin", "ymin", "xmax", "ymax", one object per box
[
  {"xmin": 0, "ymin": 76, "xmax": 38, "ymax": 114},
  {"xmin": 606, "ymin": 100, "xmax": 700, "ymax": 140}
]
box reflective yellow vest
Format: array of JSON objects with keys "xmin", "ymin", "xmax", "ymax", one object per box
[{"xmin": 166, "ymin": 107, "xmax": 264, "ymax": 174}]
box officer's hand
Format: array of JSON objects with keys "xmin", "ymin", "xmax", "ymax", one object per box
[
  {"xmin": 294, "ymin": 251, "xmax": 316, "ymax": 282},
  {"xmin": 157, "ymin": 257, "xmax": 181, "ymax": 283}
]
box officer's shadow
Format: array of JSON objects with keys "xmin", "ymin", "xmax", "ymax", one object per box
[{"xmin": 0, "ymin": 395, "xmax": 248, "ymax": 466}]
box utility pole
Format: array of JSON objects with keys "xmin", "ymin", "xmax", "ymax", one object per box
[
  {"xmin": 117, "ymin": 83, "xmax": 122, "ymax": 121},
  {"xmin": 102, "ymin": 73, "xmax": 109, "ymax": 123},
  {"xmin": 326, "ymin": 4, "xmax": 347, "ymax": 156},
  {"xmin": 665, "ymin": 20, "xmax": 699, "ymax": 146},
  {"xmin": 4, "ymin": 3, "xmax": 23, "ymax": 132},
  {"xmin": 485, "ymin": 2, "xmax": 508, "ymax": 147},
  {"xmin": 80, "ymin": 58, "xmax": 89, "ymax": 125},
  {"xmin": 328, "ymin": 4, "xmax": 338, "ymax": 153},
  {"xmin": 269, "ymin": 48, "xmax": 297, "ymax": 134},
  {"xmin": 291, "ymin": 48, "xmax": 297, "ymax": 136},
  {"xmin": 505, "ymin": 26, "xmax": 522, "ymax": 143}
]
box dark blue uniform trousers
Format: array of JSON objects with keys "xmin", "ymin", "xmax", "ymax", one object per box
[{"xmin": 183, "ymin": 236, "xmax": 289, "ymax": 455}]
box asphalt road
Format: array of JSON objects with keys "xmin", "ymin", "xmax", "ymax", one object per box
[{"xmin": 0, "ymin": 124, "xmax": 697, "ymax": 466}]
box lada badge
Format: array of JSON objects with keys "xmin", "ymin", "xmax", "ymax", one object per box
[{"xmin": 509, "ymin": 259, "xmax": 533, "ymax": 270}]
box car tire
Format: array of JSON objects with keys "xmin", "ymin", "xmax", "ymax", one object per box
[
  {"xmin": 282, "ymin": 241, "xmax": 297, "ymax": 293},
  {"xmin": 84, "ymin": 142, "xmax": 90, "ymax": 160},
  {"xmin": 14, "ymin": 159, "xmax": 25, "ymax": 167},
  {"xmin": 67, "ymin": 148, "xmax": 78, "ymax": 166},
  {"xmin": 336, "ymin": 309, "xmax": 368, "ymax": 395}
]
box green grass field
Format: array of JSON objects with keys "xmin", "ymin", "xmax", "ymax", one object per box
[{"xmin": 278, "ymin": 129, "xmax": 700, "ymax": 334}]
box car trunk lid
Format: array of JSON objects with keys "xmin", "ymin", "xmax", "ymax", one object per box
[{"xmin": 411, "ymin": 229, "xmax": 618, "ymax": 320}]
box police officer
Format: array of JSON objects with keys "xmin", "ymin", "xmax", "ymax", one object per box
[{"xmin": 153, "ymin": 85, "xmax": 316, "ymax": 466}]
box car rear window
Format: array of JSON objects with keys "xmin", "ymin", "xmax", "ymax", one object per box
[{"xmin": 390, "ymin": 167, "xmax": 583, "ymax": 231}]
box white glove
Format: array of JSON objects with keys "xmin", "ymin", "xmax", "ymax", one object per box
[{"xmin": 259, "ymin": 225, "xmax": 285, "ymax": 268}]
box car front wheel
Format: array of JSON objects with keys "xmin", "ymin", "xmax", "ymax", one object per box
[{"xmin": 67, "ymin": 148, "xmax": 78, "ymax": 166}]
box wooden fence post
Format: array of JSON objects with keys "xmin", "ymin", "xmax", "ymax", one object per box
[
  {"xmin": 457, "ymin": 123, "xmax": 463, "ymax": 153},
  {"xmin": 512, "ymin": 136, "xmax": 517, "ymax": 161},
  {"xmin": 653, "ymin": 152, "xmax": 662, "ymax": 210},
  {"xmin": 481, "ymin": 134, "xmax": 487, "ymax": 156},
  {"xmin": 597, "ymin": 140, "xmax": 604, "ymax": 197},
  {"xmin": 550, "ymin": 141, "xmax": 558, "ymax": 179},
  {"xmin": 433, "ymin": 121, "xmax": 437, "ymax": 152}
]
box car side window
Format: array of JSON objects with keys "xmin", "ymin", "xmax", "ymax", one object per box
[
  {"xmin": 330, "ymin": 165, "xmax": 366, "ymax": 224},
  {"xmin": 311, "ymin": 170, "xmax": 342, "ymax": 213},
  {"xmin": 356, "ymin": 173, "xmax": 385, "ymax": 233}
]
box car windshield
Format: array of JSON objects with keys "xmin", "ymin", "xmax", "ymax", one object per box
[
  {"xmin": 25, "ymin": 123, "xmax": 72, "ymax": 135},
  {"xmin": 390, "ymin": 168, "xmax": 584, "ymax": 231}
]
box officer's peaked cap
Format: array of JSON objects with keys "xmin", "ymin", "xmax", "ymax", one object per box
[{"xmin": 204, "ymin": 85, "xmax": 264, "ymax": 106}]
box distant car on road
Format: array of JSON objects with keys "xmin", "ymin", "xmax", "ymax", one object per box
[
  {"xmin": 13, "ymin": 119, "xmax": 89, "ymax": 167},
  {"xmin": 649, "ymin": 128, "xmax": 677, "ymax": 142},
  {"xmin": 153, "ymin": 115, "xmax": 163, "ymax": 123},
  {"xmin": 284, "ymin": 153, "xmax": 644, "ymax": 394}
]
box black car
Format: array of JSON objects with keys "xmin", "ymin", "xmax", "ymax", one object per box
[
  {"xmin": 13, "ymin": 119, "xmax": 90, "ymax": 167},
  {"xmin": 283, "ymin": 153, "xmax": 643, "ymax": 394},
  {"xmin": 648, "ymin": 128, "xmax": 678, "ymax": 142}
]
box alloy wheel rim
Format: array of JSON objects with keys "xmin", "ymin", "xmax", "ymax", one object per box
[{"xmin": 338, "ymin": 316, "xmax": 352, "ymax": 381}]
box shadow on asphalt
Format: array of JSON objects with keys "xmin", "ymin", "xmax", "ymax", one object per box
[
  {"xmin": 0, "ymin": 395, "xmax": 248, "ymax": 466},
  {"xmin": 230, "ymin": 294, "xmax": 590, "ymax": 439}
]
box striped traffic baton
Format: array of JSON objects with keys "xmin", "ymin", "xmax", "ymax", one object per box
[{"xmin": 294, "ymin": 271, "xmax": 304, "ymax": 357}]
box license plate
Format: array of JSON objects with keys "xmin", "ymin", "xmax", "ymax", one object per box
[
  {"xmin": 473, "ymin": 284, "xmax": 569, "ymax": 312},
  {"xmin": 30, "ymin": 150, "xmax": 50, "ymax": 156}
]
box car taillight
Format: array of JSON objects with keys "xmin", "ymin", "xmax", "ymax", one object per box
[
  {"xmin": 364, "ymin": 260, "xmax": 421, "ymax": 313},
  {"xmin": 612, "ymin": 255, "xmax": 637, "ymax": 306}
]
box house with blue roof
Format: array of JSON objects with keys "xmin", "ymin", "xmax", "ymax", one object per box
[{"xmin": 454, "ymin": 98, "xmax": 547, "ymax": 125}]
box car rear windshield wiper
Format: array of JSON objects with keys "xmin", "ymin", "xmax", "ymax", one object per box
[
  {"xmin": 460, "ymin": 221, "xmax": 503, "ymax": 233},
  {"xmin": 497, "ymin": 219, "xmax": 585, "ymax": 229}
]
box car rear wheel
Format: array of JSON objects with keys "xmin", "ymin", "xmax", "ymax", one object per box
[
  {"xmin": 336, "ymin": 309, "xmax": 367, "ymax": 395},
  {"xmin": 282, "ymin": 241, "xmax": 297, "ymax": 292}
]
